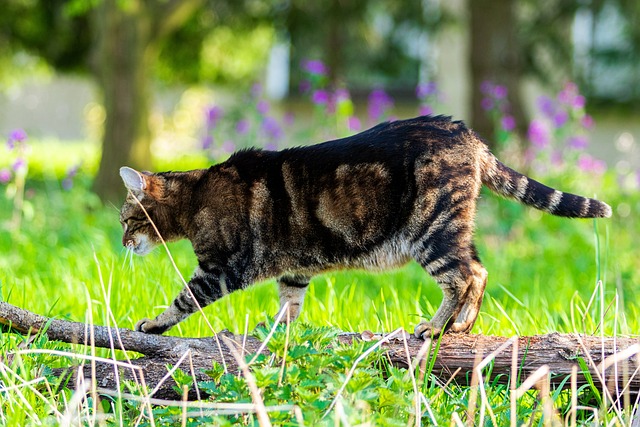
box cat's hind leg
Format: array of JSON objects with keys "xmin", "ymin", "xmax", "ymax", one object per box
[
  {"xmin": 276, "ymin": 274, "xmax": 310, "ymax": 322},
  {"xmin": 449, "ymin": 246, "xmax": 487, "ymax": 333},
  {"xmin": 411, "ymin": 233, "xmax": 486, "ymax": 339}
]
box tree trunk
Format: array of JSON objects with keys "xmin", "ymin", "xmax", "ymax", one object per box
[
  {"xmin": 91, "ymin": 0, "xmax": 153, "ymax": 204},
  {"xmin": 2, "ymin": 301, "xmax": 639, "ymax": 404},
  {"xmin": 469, "ymin": 0, "xmax": 528, "ymax": 147},
  {"xmin": 90, "ymin": 0, "xmax": 203, "ymax": 204}
]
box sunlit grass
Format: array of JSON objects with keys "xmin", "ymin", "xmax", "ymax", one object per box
[{"xmin": 1, "ymin": 148, "xmax": 639, "ymax": 425}]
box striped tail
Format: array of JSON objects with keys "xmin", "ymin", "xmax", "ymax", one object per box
[{"xmin": 481, "ymin": 152, "xmax": 612, "ymax": 218}]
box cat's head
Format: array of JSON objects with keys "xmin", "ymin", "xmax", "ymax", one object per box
[{"xmin": 119, "ymin": 167, "xmax": 171, "ymax": 256}]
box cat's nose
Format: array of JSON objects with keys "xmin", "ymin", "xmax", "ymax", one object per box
[{"xmin": 123, "ymin": 237, "xmax": 134, "ymax": 247}]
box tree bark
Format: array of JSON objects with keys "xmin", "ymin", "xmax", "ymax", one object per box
[
  {"xmin": 90, "ymin": 0, "xmax": 203, "ymax": 204},
  {"xmin": 1, "ymin": 301, "xmax": 639, "ymax": 403},
  {"xmin": 469, "ymin": 0, "xmax": 528, "ymax": 146}
]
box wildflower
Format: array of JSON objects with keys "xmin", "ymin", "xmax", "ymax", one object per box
[
  {"xmin": 553, "ymin": 110, "xmax": 569, "ymax": 128},
  {"xmin": 528, "ymin": 120, "xmax": 550, "ymax": 149},
  {"xmin": 12, "ymin": 158, "xmax": 26, "ymax": 172},
  {"xmin": 202, "ymin": 135, "xmax": 213, "ymax": 150},
  {"xmin": 493, "ymin": 85, "xmax": 508, "ymax": 99},
  {"xmin": 480, "ymin": 81, "xmax": 494, "ymax": 94},
  {"xmin": 236, "ymin": 119, "xmax": 250, "ymax": 135},
  {"xmin": 262, "ymin": 117, "xmax": 283, "ymax": 140},
  {"xmin": 347, "ymin": 116, "xmax": 361, "ymax": 131},
  {"xmin": 567, "ymin": 135, "xmax": 588, "ymax": 150},
  {"xmin": 7, "ymin": 128, "xmax": 27, "ymax": 149},
  {"xmin": 256, "ymin": 100, "xmax": 269, "ymax": 115},
  {"xmin": 222, "ymin": 140, "xmax": 236, "ymax": 153},
  {"xmin": 572, "ymin": 95, "xmax": 586, "ymax": 109},
  {"xmin": 580, "ymin": 114, "xmax": 594, "ymax": 130},
  {"xmin": 536, "ymin": 95, "xmax": 556, "ymax": 118},
  {"xmin": 0, "ymin": 168, "xmax": 11, "ymax": 184},
  {"xmin": 302, "ymin": 59, "xmax": 327, "ymax": 76},
  {"xmin": 367, "ymin": 88, "xmax": 393, "ymax": 122},
  {"xmin": 501, "ymin": 115, "xmax": 516, "ymax": 131},
  {"xmin": 481, "ymin": 98, "xmax": 493, "ymax": 111},
  {"xmin": 205, "ymin": 106, "xmax": 223, "ymax": 129},
  {"xmin": 416, "ymin": 82, "xmax": 437, "ymax": 99},
  {"xmin": 251, "ymin": 83, "xmax": 263, "ymax": 98},
  {"xmin": 62, "ymin": 163, "xmax": 81, "ymax": 191},
  {"xmin": 299, "ymin": 80, "xmax": 311, "ymax": 94},
  {"xmin": 558, "ymin": 82, "xmax": 579, "ymax": 105},
  {"xmin": 577, "ymin": 154, "xmax": 606, "ymax": 174},
  {"xmin": 284, "ymin": 112, "xmax": 295, "ymax": 126},
  {"xmin": 420, "ymin": 105, "xmax": 434, "ymax": 116},
  {"xmin": 311, "ymin": 90, "xmax": 330, "ymax": 105}
]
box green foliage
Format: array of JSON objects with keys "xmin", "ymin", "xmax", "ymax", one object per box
[{"xmin": 0, "ymin": 139, "xmax": 639, "ymax": 424}]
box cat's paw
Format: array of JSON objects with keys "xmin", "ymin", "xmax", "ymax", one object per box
[
  {"xmin": 413, "ymin": 321, "xmax": 443, "ymax": 340},
  {"xmin": 449, "ymin": 320, "xmax": 474, "ymax": 333},
  {"xmin": 135, "ymin": 318, "xmax": 168, "ymax": 334}
]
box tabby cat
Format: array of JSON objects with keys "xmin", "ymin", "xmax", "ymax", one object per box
[{"xmin": 119, "ymin": 115, "xmax": 611, "ymax": 339}]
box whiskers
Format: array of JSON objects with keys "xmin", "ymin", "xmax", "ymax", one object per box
[{"xmin": 121, "ymin": 245, "xmax": 136, "ymax": 272}]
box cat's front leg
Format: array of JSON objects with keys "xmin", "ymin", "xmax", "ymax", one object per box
[{"xmin": 136, "ymin": 266, "xmax": 225, "ymax": 334}]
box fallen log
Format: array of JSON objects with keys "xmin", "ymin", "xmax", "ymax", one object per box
[{"xmin": 1, "ymin": 301, "xmax": 639, "ymax": 402}]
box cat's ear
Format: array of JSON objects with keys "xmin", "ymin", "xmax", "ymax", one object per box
[{"xmin": 120, "ymin": 166, "xmax": 151, "ymax": 200}]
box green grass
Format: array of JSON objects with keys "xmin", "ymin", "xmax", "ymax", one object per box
[{"xmin": 1, "ymin": 144, "xmax": 639, "ymax": 425}]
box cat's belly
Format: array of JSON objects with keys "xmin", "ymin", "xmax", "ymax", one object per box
[{"xmin": 342, "ymin": 238, "xmax": 412, "ymax": 271}]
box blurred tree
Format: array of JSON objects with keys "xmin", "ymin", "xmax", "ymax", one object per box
[
  {"xmin": 0, "ymin": 0, "xmax": 204, "ymax": 202},
  {"xmin": 285, "ymin": 0, "xmax": 430, "ymax": 91},
  {"xmin": 469, "ymin": 0, "xmax": 527, "ymax": 144},
  {"xmin": 90, "ymin": 0, "xmax": 204, "ymax": 202}
]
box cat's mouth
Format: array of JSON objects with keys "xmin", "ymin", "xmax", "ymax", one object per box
[{"xmin": 126, "ymin": 235, "xmax": 155, "ymax": 256}]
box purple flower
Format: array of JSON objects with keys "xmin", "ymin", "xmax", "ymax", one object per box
[
  {"xmin": 347, "ymin": 116, "xmax": 361, "ymax": 131},
  {"xmin": 480, "ymin": 81, "xmax": 494, "ymax": 94},
  {"xmin": 201, "ymin": 135, "xmax": 213, "ymax": 150},
  {"xmin": 553, "ymin": 110, "xmax": 569, "ymax": 128},
  {"xmin": 251, "ymin": 83, "xmax": 263, "ymax": 98},
  {"xmin": 567, "ymin": 135, "xmax": 588, "ymax": 150},
  {"xmin": 416, "ymin": 82, "xmax": 437, "ymax": 99},
  {"xmin": 311, "ymin": 90, "xmax": 330, "ymax": 105},
  {"xmin": 481, "ymin": 97, "xmax": 494, "ymax": 111},
  {"xmin": 493, "ymin": 85, "xmax": 508, "ymax": 99},
  {"xmin": 419, "ymin": 105, "xmax": 434, "ymax": 116},
  {"xmin": 302, "ymin": 59, "xmax": 327, "ymax": 76},
  {"xmin": 572, "ymin": 95, "xmax": 586, "ymax": 109},
  {"xmin": 222, "ymin": 140, "xmax": 236, "ymax": 153},
  {"xmin": 205, "ymin": 106, "xmax": 224, "ymax": 129},
  {"xmin": 61, "ymin": 164, "xmax": 81, "ymax": 191},
  {"xmin": 581, "ymin": 114, "xmax": 594, "ymax": 129},
  {"xmin": 334, "ymin": 88, "xmax": 350, "ymax": 102},
  {"xmin": 284, "ymin": 112, "xmax": 295, "ymax": 126},
  {"xmin": 0, "ymin": 168, "xmax": 11, "ymax": 184},
  {"xmin": 577, "ymin": 154, "xmax": 606, "ymax": 174},
  {"xmin": 501, "ymin": 115, "xmax": 516, "ymax": 131},
  {"xmin": 256, "ymin": 100, "xmax": 270, "ymax": 115},
  {"xmin": 536, "ymin": 96, "xmax": 556, "ymax": 118},
  {"xmin": 12, "ymin": 158, "xmax": 26, "ymax": 172},
  {"xmin": 265, "ymin": 143, "xmax": 278, "ymax": 151},
  {"xmin": 62, "ymin": 178, "xmax": 73, "ymax": 191},
  {"xmin": 528, "ymin": 120, "xmax": 550, "ymax": 149},
  {"xmin": 299, "ymin": 80, "xmax": 311, "ymax": 94},
  {"xmin": 367, "ymin": 88, "xmax": 394, "ymax": 122},
  {"xmin": 558, "ymin": 82, "xmax": 579, "ymax": 105},
  {"xmin": 7, "ymin": 128, "xmax": 27, "ymax": 149},
  {"xmin": 236, "ymin": 119, "xmax": 250, "ymax": 135},
  {"xmin": 262, "ymin": 117, "xmax": 283, "ymax": 140}
]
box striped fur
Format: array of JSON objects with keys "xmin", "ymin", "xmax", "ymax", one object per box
[
  {"xmin": 118, "ymin": 115, "xmax": 611, "ymax": 338},
  {"xmin": 480, "ymin": 152, "xmax": 612, "ymax": 218}
]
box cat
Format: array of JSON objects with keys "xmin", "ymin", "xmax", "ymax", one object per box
[{"xmin": 118, "ymin": 115, "xmax": 611, "ymax": 339}]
